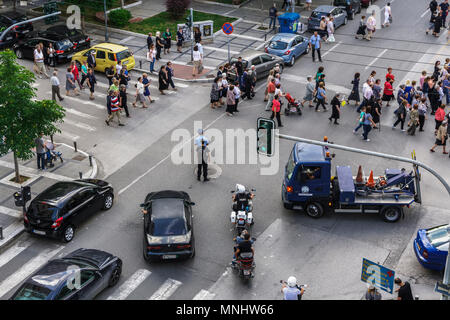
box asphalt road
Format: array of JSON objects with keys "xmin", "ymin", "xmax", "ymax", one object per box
[{"xmin": 0, "ymin": 0, "xmax": 449, "ymax": 300}]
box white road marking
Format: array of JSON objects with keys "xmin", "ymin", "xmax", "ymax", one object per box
[
  {"xmin": 118, "ymin": 112, "xmax": 227, "ymax": 195},
  {"xmin": 420, "ymin": 8, "xmax": 430, "ymax": 18},
  {"xmin": 282, "ymin": 73, "xmax": 351, "ymax": 95},
  {"xmin": 45, "ymin": 92, "xmax": 106, "ymax": 110},
  {"xmin": 148, "ymin": 278, "xmax": 182, "ymax": 300},
  {"xmin": 192, "ymin": 289, "xmax": 216, "ymax": 300},
  {"xmin": 119, "ymin": 36, "xmax": 135, "ymax": 44},
  {"xmin": 0, "ymin": 206, "xmax": 22, "ymax": 219},
  {"xmin": 63, "ymin": 118, "xmax": 96, "ymax": 132},
  {"xmin": 65, "ymin": 108, "xmax": 98, "ymax": 120},
  {"xmin": 132, "ymin": 56, "xmax": 216, "ymax": 71},
  {"xmin": 57, "ymin": 130, "xmax": 80, "ymax": 141},
  {"xmin": 0, "ymin": 159, "xmax": 72, "ymax": 181},
  {"xmin": 0, "ymin": 246, "xmax": 64, "ymax": 298},
  {"xmin": 203, "ymin": 46, "xmax": 240, "ymax": 55},
  {"xmin": 0, "ymin": 239, "xmax": 33, "ymax": 269},
  {"xmin": 322, "ymin": 41, "xmax": 341, "ymax": 57},
  {"xmin": 107, "ymin": 269, "xmax": 151, "ymax": 300},
  {"xmin": 220, "ymin": 33, "xmax": 265, "ymax": 42},
  {"xmin": 364, "ymin": 48, "xmax": 388, "ymax": 70}
]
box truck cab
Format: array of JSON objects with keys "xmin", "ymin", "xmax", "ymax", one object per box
[{"xmin": 282, "ymin": 143, "xmax": 332, "ymax": 214}]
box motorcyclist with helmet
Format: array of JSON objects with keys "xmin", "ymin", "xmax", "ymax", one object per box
[
  {"xmin": 232, "ymin": 184, "xmax": 254, "ymax": 211},
  {"xmin": 281, "ymin": 276, "xmax": 305, "ymax": 300},
  {"xmin": 232, "ymin": 230, "xmax": 254, "ymax": 266}
]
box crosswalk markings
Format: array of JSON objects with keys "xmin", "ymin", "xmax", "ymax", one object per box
[
  {"xmin": 192, "ymin": 289, "xmax": 216, "ymax": 300},
  {"xmin": 57, "ymin": 130, "xmax": 80, "ymax": 142},
  {"xmin": 63, "ymin": 118, "xmax": 96, "ymax": 132},
  {"xmin": 106, "ymin": 269, "xmax": 151, "ymax": 300},
  {"xmin": 119, "ymin": 36, "xmax": 135, "ymax": 44},
  {"xmin": 0, "ymin": 159, "xmax": 72, "ymax": 182},
  {"xmin": 55, "ymin": 93, "xmax": 105, "ymax": 110},
  {"xmin": 0, "ymin": 206, "xmax": 22, "ymax": 219},
  {"xmin": 0, "ymin": 239, "xmax": 33, "ymax": 269},
  {"xmin": 148, "ymin": 278, "xmax": 182, "ymax": 300},
  {"xmin": 65, "ymin": 108, "xmax": 99, "ymax": 120},
  {"xmin": 0, "ymin": 246, "xmax": 64, "ymax": 298}
]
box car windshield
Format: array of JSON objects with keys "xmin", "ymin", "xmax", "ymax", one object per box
[
  {"xmin": 311, "ymin": 11, "xmax": 327, "ymax": 19},
  {"xmin": 286, "ymin": 150, "xmax": 296, "ymax": 180},
  {"xmin": 116, "ymin": 50, "xmax": 132, "ymax": 61},
  {"xmin": 13, "ymin": 283, "xmax": 51, "ymax": 300},
  {"xmin": 150, "ymin": 218, "xmax": 187, "ymax": 236},
  {"xmin": 29, "ymin": 202, "xmax": 58, "ymax": 220},
  {"xmin": 56, "ymin": 39, "xmax": 72, "ymax": 51},
  {"xmin": 269, "ymin": 40, "xmax": 288, "ymax": 50},
  {"xmin": 36, "ymin": 182, "xmax": 80, "ymax": 202},
  {"xmin": 426, "ymin": 225, "xmax": 450, "ymax": 248}
]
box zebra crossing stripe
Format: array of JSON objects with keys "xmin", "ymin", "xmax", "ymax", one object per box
[
  {"xmin": 63, "ymin": 118, "xmax": 96, "ymax": 132},
  {"xmin": 65, "ymin": 108, "xmax": 99, "ymax": 120},
  {"xmin": 107, "ymin": 269, "xmax": 151, "ymax": 300},
  {"xmin": 192, "ymin": 289, "xmax": 216, "ymax": 300},
  {"xmin": 0, "ymin": 206, "xmax": 22, "ymax": 219},
  {"xmin": 0, "ymin": 239, "xmax": 33, "ymax": 269},
  {"xmin": 148, "ymin": 278, "xmax": 182, "ymax": 300},
  {"xmin": 0, "ymin": 246, "xmax": 64, "ymax": 298}
]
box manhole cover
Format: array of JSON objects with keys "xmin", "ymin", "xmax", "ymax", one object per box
[
  {"xmin": 72, "ymin": 155, "xmax": 86, "ymax": 161},
  {"xmin": 193, "ymin": 164, "xmax": 222, "ymax": 179}
]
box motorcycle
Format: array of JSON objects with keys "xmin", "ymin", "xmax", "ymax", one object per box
[
  {"xmin": 232, "ymin": 231, "xmax": 256, "ymax": 280},
  {"xmin": 280, "ymin": 280, "xmax": 307, "ymax": 300},
  {"xmin": 230, "ymin": 186, "xmax": 255, "ymax": 236}
]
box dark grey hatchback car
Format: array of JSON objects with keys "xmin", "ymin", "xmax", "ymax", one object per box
[
  {"xmin": 10, "ymin": 248, "xmax": 122, "ymax": 300},
  {"xmin": 24, "ymin": 179, "xmax": 114, "ymax": 242}
]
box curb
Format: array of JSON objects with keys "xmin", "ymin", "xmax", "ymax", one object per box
[
  {"xmin": 60, "ymin": 143, "xmax": 98, "ymax": 179},
  {"xmin": 194, "ymin": 0, "xmax": 252, "ymax": 9}
]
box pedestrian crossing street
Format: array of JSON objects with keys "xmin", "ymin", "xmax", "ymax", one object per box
[{"xmin": 0, "ymin": 236, "xmax": 216, "ymax": 300}]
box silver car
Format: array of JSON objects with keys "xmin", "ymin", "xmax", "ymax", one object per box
[{"xmin": 220, "ymin": 50, "xmax": 285, "ymax": 82}]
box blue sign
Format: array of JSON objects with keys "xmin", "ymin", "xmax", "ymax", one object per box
[
  {"xmin": 222, "ymin": 22, "xmax": 233, "ymax": 35},
  {"xmin": 361, "ymin": 258, "xmax": 395, "ymax": 294},
  {"xmin": 435, "ymin": 282, "xmax": 450, "ymax": 296}
]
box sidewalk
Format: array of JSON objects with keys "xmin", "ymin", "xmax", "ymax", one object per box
[{"xmin": 0, "ymin": 142, "xmax": 97, "ymax": 252}]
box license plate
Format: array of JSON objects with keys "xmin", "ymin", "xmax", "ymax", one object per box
[
  {"xmin": 79, "ymin": 40, "xmax": 85, "ymax": 44},
  {"xmin": 33, "ymin": 230, "xmax": 46, "ymax": 235},
  {"xmin": 162, "ymin": 255, "xmax": 177, "ymax": 259},
  {"xmin": 67, "ymin": 54, "xmax": 73, "ymax": 59}
]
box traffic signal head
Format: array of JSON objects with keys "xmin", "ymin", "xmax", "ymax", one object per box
[
  {"xmin": 257, "ymin": 118, "xmax": 275, "ymax": 156},
  {"xmin": 185, "ymin": 16, "xmax": 192, "ymax": 28}
]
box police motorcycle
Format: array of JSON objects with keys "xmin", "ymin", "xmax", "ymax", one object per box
[
  {"xmin": 230, "ymin": 184, "xmax": 255, "ymax": 236},
  {"xmin": 231, "ymin": 229, "xmax": 256, "ymax": 280}
]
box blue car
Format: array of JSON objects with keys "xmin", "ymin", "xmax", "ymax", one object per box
[
  {"xmin": 265, "ymin": 33, "xmax": 310, "ymax": 66},
  {"xmin": 414, "ymin": 224, "xmax": 449, "ymax": 272},
  {"xmin": 307, "ymin": 5, "xmax": 348, "ymax": 32}
]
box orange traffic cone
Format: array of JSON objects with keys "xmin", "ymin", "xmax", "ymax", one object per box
[
  {"xmin": 356, "ymin": 165, "xmax": 363, "ymax": 183},
  {"xmin": 366, "ymin": 170, "xmax": 375, "ymax": 188}
]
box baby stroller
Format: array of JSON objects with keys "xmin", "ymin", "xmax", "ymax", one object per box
[
  {"xmin": 45, "ymin": 141, "xmax": 63, "ymax": 167},
  {"xmin": 284, "ymin": 93, "xmax": 302, "ymax": 116}
]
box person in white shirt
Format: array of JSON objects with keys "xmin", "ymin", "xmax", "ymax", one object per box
[
  {"xmin": 50, "ymin": 70, "xmax": 64, "ymax": 102},
  {"xmin": 382, "ymin": 3, "xmax": 392, "ymax": 28},
  {"xmin": 34, "ymin": 45, "xmax": 49, "ymax": 79},
  {"xmin": 195, "ymin": 129, "xmax": 209, "ymax": 147},
  {"xmin": 365, "ymin": 12, "xmax": 377, "ymax": 40},
  {"xmin": 326, "ymin": 17, "xmax": 335, "ymax": 42},
  {"xmin": 195, "ymin": 41, "xmax": 204, "ymax": 59},
  {"xmin": 115, "ymin": 61, "xmax": 123, "ymax": 77},
  {"xmin": 233, "ymin": 84, "xmax": 241, "ymax": 111},
  {"xmin": 192, "ymin": 45, "xmax": 202, "ymax": 77},
  {"xmin": 132, "ymin": 76, "xmax": 148, "ymax": 108}
]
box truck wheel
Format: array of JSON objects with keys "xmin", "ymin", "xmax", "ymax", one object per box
[
  {"xmin": 380, "ymin": 206, "xmax": 402, "ymax": 223},
  {"xmin": 305, "ymin": 202, "xmax": 324, "ymax": 219}
]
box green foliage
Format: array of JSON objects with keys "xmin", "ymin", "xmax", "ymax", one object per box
[
  {"xmin": 0, "ymin": 50, "xmax": 65, "ymax": 162},
  {"xmin": 166, "ymin": 0, "xmax": 191, "ymax": 19},
  {"xmin": 64, "ymin": 0, "xmax": 115, "ymax": 11},
  {"xmin": 108, "ymin": 8, "xmax": 132, "ymax": 28}
]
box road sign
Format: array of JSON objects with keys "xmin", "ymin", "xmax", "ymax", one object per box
[
  {"xmin": 222, "ymin": 22, "xmax": 233, "ymax": 35},
  {"xmin": 361, "ymin": 258, "xmax": 395, "ymax": 294},
  {"xmin": 435, "ymin": 282, "xmax": 450, "ymax": 296}
]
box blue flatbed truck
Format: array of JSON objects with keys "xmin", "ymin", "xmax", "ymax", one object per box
[{"xmin": 281, "ymin": 143, "xmax": 421, "ymax": 222}]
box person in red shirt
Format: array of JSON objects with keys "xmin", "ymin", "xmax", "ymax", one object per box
[
  {"xmin": 270, "ymin": 94, "xmax": 283, "ymax": 127},
  {"xmin": 265, "ymin": 78, "xmax": 276, "ymax": 111},
  {"xmin": 70, "ymin": 61, "xmax": 82, "ymax": 90},
  {"xmin": 434, "ymin": 104, "xmax": 446, "ymax": 134},
  {"xmin": 385, "ymin": 67, "xmax": 395, "ymax": 82},
  {"xmin": 382, "ymin": 79, "xmax": 394, "ymax": 106}
]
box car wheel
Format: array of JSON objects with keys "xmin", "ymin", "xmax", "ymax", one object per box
[
  {"xmin": 102, "ymin": 193, "xmax": 114, "ymax": 210},
  {"xmin": 190, "ymin": 247, "xmax": 196, "ymax": 258},
  {"xmin": 305, "ymin": 46, "xmax": 310, "ymax": 54},
  {"xmin": 380, "ymin": 206, "xmax": 402, "ymax": 223},
  {"xmin": 108, "ymin": 264, "xmax": 122, "ymax": 287},
  {"xmin": 350, "ymin": 11, "xmax": 355, "ymax": 20},
  {"xmin": 304, "ymin": 202, "xmax": 324, "ymax": 219},
  {"xmin": 357, "ymin": 6, "xmax": 361, "ymax": 13},
  {"xmin": 15, "ymin": 49, "xmax": 23, "ymax": 59},
  {"xmin": 289, "ymin": 56, "xmax": 295, "ymax": 66},
  {"xmin": 62, "ymin": 225, "xmax": 75, "ymax": 243}
]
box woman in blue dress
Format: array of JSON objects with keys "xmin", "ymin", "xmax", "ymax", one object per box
[{"xmin": 142, "ymin": 73, "xmax": 154, "ymax": 104}]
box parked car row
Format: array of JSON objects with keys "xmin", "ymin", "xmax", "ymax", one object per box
[{"xmin": 9, "ymin": 178, "xmax": 195, "ymax": 299}]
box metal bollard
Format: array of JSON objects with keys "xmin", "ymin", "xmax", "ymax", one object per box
[
  {"xmin": 89, "ymin": 155, "xmax": 93, "ymax": 167},
  {"xmin": 73, "ymin": 141, "xmax": 77, "ymax": 153},
  {"xmin": 139, "ymin": 60, "xmax": 142, "ymax": 69},
  {"xmin": 79, "ymin": 172, "xmax": 82, "ymax": 179},
  {"xmin": 50, "ymin": 134, "xmax": 54, "ymax": 144},
  {"xmin": 0, "ymin": 226, "xmax": 3, "ymax": 240}
]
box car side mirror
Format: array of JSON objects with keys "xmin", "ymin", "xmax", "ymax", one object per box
[
  {"xmin": 139, "ymin": 203, "xmax": 145, "ymax": 208},
  {"xmin": 190, "ymin": 202, "xmax": 195, "ymax": 206},
  {"xmin": 230, "ymin": 190, "xmax": 234, "ymax": 193},
  {"xmin": 251, "ymin": 188, "xmax": 256, "ymax": 192}
]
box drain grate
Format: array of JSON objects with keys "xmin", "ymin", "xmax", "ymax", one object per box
[{"xmin": 72, "ymin": 155, "xmax": 86, "ymax": 161}]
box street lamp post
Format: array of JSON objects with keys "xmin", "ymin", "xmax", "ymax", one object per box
[{"xmin": 104, "ymin": 0, "xmax": 109, "ymax": 42}]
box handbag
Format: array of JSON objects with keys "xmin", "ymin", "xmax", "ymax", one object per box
[
  {"xmin": 328, "ymin": 34, "xmax": 335, "ymax": 42},
  {"xmin": 389, "ymin": 15, "xmax": 393, "ymax": 24},
  {"xmin": 198, "ymin": 61, "xmax": 204, "ymax": 74}
]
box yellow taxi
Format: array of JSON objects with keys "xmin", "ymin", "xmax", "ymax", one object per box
[{"xmin": 71, "ymin": 43, "xmax": 135, "ymax": 73}]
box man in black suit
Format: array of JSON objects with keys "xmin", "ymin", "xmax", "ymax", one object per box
[
  {"xmin": 147, "ymin": 32, "xmax": 153, "ymax": 50},
  {"xmin": 87, "ymin": 50, "xmax": 96, "ymax": 69}
]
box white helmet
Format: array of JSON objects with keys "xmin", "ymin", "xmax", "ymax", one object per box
[
  {"xmin": 287, "ymin": 276, "xmax": 297, "ymax": 287},
  {"xmin": 235, "ymin": 184, "xmax": 245, "ymax": 194}
]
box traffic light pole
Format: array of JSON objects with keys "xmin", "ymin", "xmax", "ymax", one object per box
[
  {"xmin": 275, "ymin": 133, "xmax": 450, "ymax": 300},
  {"xmin": 190, "ymin": 8, "xmax": 194, "ymax": 62},
  {"xmin": 104, "ymin": 0, "xmax": 109, "ymax": 42}
]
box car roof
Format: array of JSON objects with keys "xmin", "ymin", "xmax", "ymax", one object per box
[
  {"xmin": 92, "ymin": 43, "xmax": 129, "ymax": 53},
  {"xmin": 272, "ymin": 33, "xmax": 298, "ymax": 41},
  {"xmin": 145, "ymin": 190, "xmax": 190, "ymax": 203},
  {"xmin": 62, "ymin": 248, "xmax": 114, "ymax": 269},
  {"xmin": 27, "ymin": 260, "xmax": 83, "ymax": 290},
  {"xmin": 294, "ymin": 142, "xmax": 326, "ymax": 163},
  {"xmin": 231, "ymin": 49, "xmax": 266, "ymax": 60},
  {"xmin": 151, "ymin": 198, "xmax": 185, "ymax": 220},
  {"xmin": 314, "ymin": 5, "xmax": 336, "ymax": 13},
  {"xmin": 33, "ymin": 181, "xmax": 94, "ymax": 205}
]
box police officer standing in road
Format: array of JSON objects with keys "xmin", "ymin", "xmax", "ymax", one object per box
[{"xmin": 196, "ymin": 139, "xmax": 210, "ymax": 182}]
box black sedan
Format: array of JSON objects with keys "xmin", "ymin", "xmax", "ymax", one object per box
[
  {"xmin": 24, "ymin": 179, "xmax": 114, "ymax": 242},
  {"xmin": 10, "ymin": 248, "xmax": 122, "ymax": 300},
  {"xmin": 46, "ymin": 25, "xmax": 91, "ymax": 51},
  {"xmin": 0, "ymin": 11, "xmax": 33, "ymax": 37},
  {"xmin": 14, "ymin": 34, "xmax": 76, "ymax": 66},
  {"xmin": 142, "ymin": 190, "xmax": 195, "ymax": 262}
]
